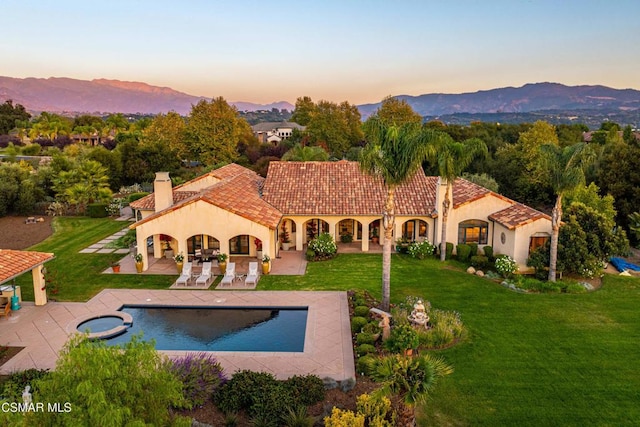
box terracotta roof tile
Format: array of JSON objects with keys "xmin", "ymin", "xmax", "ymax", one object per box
[
  {"xmin": 0, "ymin": 249, "xmax": 55, "ymax": 284},
  {"xmin": 129, "ymin": 190, "xmax": 198, "ymax": 211},
  {"xmin": 488, "ymin": 203, "xmax": 551, "ymax": 230},
  {"xmin": 262, "ymin": 161, "xmax": 436, "ymax": 216}
]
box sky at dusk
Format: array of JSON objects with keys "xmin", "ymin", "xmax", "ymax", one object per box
[{"xmin": 2, "ymin": 0, "xmax": 638, "ymax": 105}]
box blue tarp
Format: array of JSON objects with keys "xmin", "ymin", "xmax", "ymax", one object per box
[{"xmin": 610, "ymin": 257, "xmax": 640, "ymax": 272}]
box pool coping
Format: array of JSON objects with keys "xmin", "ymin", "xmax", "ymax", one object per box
[{"xmin": 0, "ymin": 290, "xmax": 355, "ymax": 382}]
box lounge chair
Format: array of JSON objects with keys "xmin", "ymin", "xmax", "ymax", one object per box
[
  {"xmin": 220, "ymin": 262, "xmax": 236, "ymax": 286},
  {"xmin": 175, "ymin": 262, "xmax": 192, "ymax": 286},
  {"xmin": 245, "ymin": 262, "xmax": 259, "ymax": 287},
  {"xmin": 0, "ymin": 303, "xmax": 11, "ymax": 318},
  {"xmin": 195, "ymin": 262, "xmax": 213, "ymax": 286}
]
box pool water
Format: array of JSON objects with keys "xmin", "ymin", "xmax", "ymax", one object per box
[
  {"xmin": 78, "ymin": 316, "xmax": 124, "ymax": 333},
  {"xmin": 104, "ymin": 305, "xmax": 308, "ymax": 352}
]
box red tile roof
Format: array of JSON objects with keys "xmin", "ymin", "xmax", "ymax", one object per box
[
  {"xmin": 132, "ymin": 165, "xmax": 281, "ymax": 229},
  {"xmin": 129, "ymin": 190, "xmax": 198, "ymax": 211},
  {"xmin": 488, "ymin": 203, "xmax": 551, "ymax": 230},
  {"xmin": 0, "ymin": 250, "xmax": 55, "ymax": 285},
  {"xmin": 262, "ymin": 161, "xmax": 437, "ymax": 216}
]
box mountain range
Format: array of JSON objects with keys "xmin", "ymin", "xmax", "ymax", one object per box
[{"xmin": 1, "ymin": 76, "xmax": 639, "ymax": 123}]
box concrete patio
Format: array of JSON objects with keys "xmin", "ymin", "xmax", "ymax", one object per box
[{"xmin": 0, "ymin": 290, "xmax": 355, "ymax": 382}]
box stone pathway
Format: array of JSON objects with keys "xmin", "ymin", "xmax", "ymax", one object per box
[{"xmin": 78, "ymin": 228, "xmax": 131, "ymax": 255}]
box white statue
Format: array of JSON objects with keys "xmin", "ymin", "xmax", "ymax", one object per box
[
  {"xmin": 22, "ymin": 385, "xmax": 32, "ymax": 405},
  {"xmin": 408, "ymin": 299, "xmax": 429, "ymax": 326}
]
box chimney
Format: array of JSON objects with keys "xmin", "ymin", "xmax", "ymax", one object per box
[{"xmin": 154, "ymin": 172, "xmax": 173, "ymax": 212}]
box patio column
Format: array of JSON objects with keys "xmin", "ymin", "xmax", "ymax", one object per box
[
  {"xmin": 326, "ymin": 219, "xmax": 339, "ymax": 244},
  {"xmin": 295, "ymin": 219, "xmax": 304, "ymax": 251},
  {"xmin": 153, "ymin": 234, "xmax": 163, "ymax": 259},
  {"xmin": 32, "ymin": 265, "xmax": 47, "ymax": 306},
  {"xmin": 361, "ymin": 223, "xmax": 370, "ymax": 252}
]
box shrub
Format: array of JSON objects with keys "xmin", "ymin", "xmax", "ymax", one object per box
[
  {"xmin": 351, "ymin": 316, "xmax": 368, "ymax": 333},
  {"xmin": 495, "ymin": 254, "xmax": 518, "ymax": 278},
  {"xmin": 385, "ymin": 324, "xmax": 419, "ymax": 354},
  {"xmin": 281, "ymin": 405, "xmax": 315, "ymax": 427},
  {"xmin": 354, "ymin": 305, "xmax": 370, "ymax": 317},
  {"xmin": 28, "ymin": 334, "xmax": 186, "ymax": 426},
  {"xmin": 407, "ymin": 240, "xmax": 436, "ymax": 259},
  {"xmin": 86, "ymin": 203, "xmax": 108, "ymax": 218},
  {"xmin": 356, "ymin": 333, "xmax": 376, "ymax": 345},
  {"xmin": 284, "ymin": 374, "xmax": 325, "ymax": 406},
  {"xmin": 214, "ymin": 370, "xmax": 278, "ymax": 414},
  {"xmin": 356, "ymin": 355, "xmax": 378, "ymax": 376},
  {"xmin": 308, "ymin": 233, "xmax": 337, "ymax": 259},
  {"xmin": 1, "ymin": 368, "xmax": 50, "ymax": 401},
  {"xmin": 340, "ymin": 233, "xmax": 353, "ymax": 243},
  {"xmin": 324, "ymin": 407, "xmax": 365, "ymax": 427},
  {"xmin": 468, "ymin": 242, "xmax": 479, "ymax": 256},
  {"xmin": 456, "ymin": 244, "xmax": 471, "ymax": 262},
  {"xmin": 446, "ymin": 242, "xmax": 454, "ymax": 259},
  {"xmin": 470, "ymin": 255, "xmax": 489, "ymax": 269},
  {"xmin": 305, "ymin": 249, "xmax": 315, "ymax": 261},
  {"xmin": 361, "ymin": 322, "xmax": 381, "ymax": 336},
  {"xmin": 166, "ymin": 352, "xmax": 227, "ymax": 409},
  {"xmin": 356, "ymin": 393, "xmax": 396, "ymax": 427},
  {"xmin": 127, "ymin": 192, "xmax": 149, "ymax": 203},
  {"xmin": 356, "ymin": 344, "xmax": 377, "ymax": 356},
  {"xmin": 483, "ymin": 245, "xmax": 494, "ymax": 260}
]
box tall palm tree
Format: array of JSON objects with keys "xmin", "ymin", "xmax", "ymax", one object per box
[
  {"xmin": 541, "ymin": 143, "xmax": 594, "ymax": 282},
  {"xmin": 281, "ymin": 143, "xmax": 329, "ymax": 161},
  {"xmin": 427, "ymin": 136, "xmax": 488, "ymax": 261},
  {"xmin": 360, "ymin": 118, "xmax": 437, "ymax": 311}
]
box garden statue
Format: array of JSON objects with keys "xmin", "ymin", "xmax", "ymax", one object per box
[
  {"xmin": 379, "ymin": 314, "xmax": 391, "ymax": 341},
  {"xmin": 22, "ymin": 385, "xmax": 32, "ymax": 405},
  {"xmin": 408, "ymin": 299, "xmax": 429, "ymax": 327}
]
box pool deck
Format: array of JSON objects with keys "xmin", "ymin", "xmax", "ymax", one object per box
[{"xmin": 0, "ymin": 290, "xmax": 355, "ymax": 382}]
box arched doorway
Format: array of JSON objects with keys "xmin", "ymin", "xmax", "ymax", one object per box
[
  {"xmin": 305, "ymin": 219, "xmax": 329, "ymax": 243},
  {"xmin": 401, "ymin": 219, "xmax": 428, "ymax": 242}
]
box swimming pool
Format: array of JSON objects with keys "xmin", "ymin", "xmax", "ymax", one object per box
[{"xmin": 93, "ymin": 305, "xmax": 308, "ymax": 352}]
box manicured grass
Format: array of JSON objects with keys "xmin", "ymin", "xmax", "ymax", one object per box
[
  {"xmin": 16, "ymin": 220, "xmax": 640, "ymax": 425},
  {"xmin": 17, "ymin": 217, "xmax": 173, "ymax": 301}
]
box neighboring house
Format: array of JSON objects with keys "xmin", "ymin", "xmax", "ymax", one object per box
[
  {"xmin": 129, "ymin": 161, "xmax": 551, "ymax": 272},
  {"xmin": 251, "ymin": 121, "xmax": 305, "ymax": 144}
]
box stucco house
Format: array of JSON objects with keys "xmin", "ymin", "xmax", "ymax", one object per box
[
  {"xmin": 129, "ymin": 161, "xmax": 551, "ymax": 272},
  {"xmin": 251, "ymin": 121, "xmax": 306, "ymax": 144}
]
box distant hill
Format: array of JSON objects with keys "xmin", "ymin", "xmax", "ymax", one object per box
[
  {"xmin": 0, "ymin": 76, "xmax": 294, "ymax": 115},
  {"xmin": 357, "ymin": 82, "xmax": 640, "ymax": 119}
]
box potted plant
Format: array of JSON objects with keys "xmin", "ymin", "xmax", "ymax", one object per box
[
  {"xmin": 371, "ymin": 227, "xmax": 379, "ymax": 244},
  {"xmin": 281, "ymin": 224, "xmax": 291, "ymax": 250},
  {"xmin": 262, "ymin": 254, "xmax": 270, "ymax": 274},
  {"xmin": 111, "ymin": 261, "xmax": 121, "ymax": 274},
  {"xmin": 217, "ymin": 253, "xmax": 228, "ymax": 274},
  {"xmin": 134, "ymin": 253, "xmax": 144, "ymax": 273},
  {"xmin": 173, "ymin": 252, "xmax": 184, "ymax": 274},
  {"xmin": 255, "ymin": 238, "xmax": 263, "ymax": 260}
]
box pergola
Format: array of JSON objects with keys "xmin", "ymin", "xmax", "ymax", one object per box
[{"xmin": 0, "ymin": 249, "xmax": 55, "ymax": 306}]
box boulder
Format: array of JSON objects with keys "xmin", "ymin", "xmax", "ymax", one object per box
[
  {"xmin": 466, "ymin": 266, "xmax": 476, "ymax": 275},
  {"xmin": 475, "ymin": 270, "xmax": 485, "ymax": 277}
]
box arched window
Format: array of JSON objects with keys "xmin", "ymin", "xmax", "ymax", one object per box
[{"xmin": 458, "ymin": 220, "xmax": 488, "ymax": 244}]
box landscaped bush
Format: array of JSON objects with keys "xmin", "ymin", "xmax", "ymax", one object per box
[
  {"xmin": 456, "ymin": 244, "xmax": 471, "ymax": 262},
  {"xmin": 305, "ymin": 248, "xmax": 315, "ymax": 261},
  {"xmin": 127, "ymin": 192, "xmax": 149, "ymax": 203},
  {"xmin": 495, "ymin": 254, "xmax": 518, "ymax": 278},
  {"xmin": 416, "ymin": 309, "xmax": 465, "ymax": 349},
  {"xmin": 308, "ymin": 232, "xmax": 337, "ymax": 260},
  {"xmin": 166, "ymin": 352, "xmax": 227, "ymax": 409},
  {"xmin": 384, "ymin": 324, "xmax": 419, "ymax": 354},
  {"xmin": 1, "ymin": 368, "xmax": 50, "ymax": 401},
  {"xmin": 356, "ymin": 343, "xmax": 377, "ymax": 356},
  {"xmin": 356, "ymin": 355, "xmax": 378, "ymax": 376},
  {"xmin": 214, "ymin": 371, "xmax": 324, "ymax": 424},
  {"xmin": 361, "ymin": 321, "xmax": 381, "ymax": 336},
  {"xmin": 340, "ymin": 233, "xmax": 353, "ymax": 243},
  {"xmin": 407, "ymin": 240, "xmax": 436, "ymax": 259},
  {"xmin": 356, "ymin": 332, "xmax": 376, "ymax": 345},
  {"xmin": 356, "ymin": 393, "xmax": 396, "ymax": 427},
  {"xmin": 351, "ymin": 316, "xmax": 368, "ymax": 333},
  {"xmin": 354, "ymin": 305, "xmax": 370, "ymax": 317},
  {"xmin": 446, "ymin": 242, "xmax": 454, "ymax": 259},
  {"xmin": 470, "ymin": 255, "xmax": 489, "ymax": 269},
  {"xmin": 324, "ymin": 407, "xmax": 365, "ymax": 426},
  {"xmin": 86, "ymin": 203, "xmax": 108, "ymax": 218},
  {"xmin": 483, "ymin": 245, "xmax": 494, "ymax": 260},
  {"xmin": 468, "ymin": 242, "xmax": 479, "ymax": 256},
  {"xmin": 106, "ymin": 197, "xmax": 125, "ymax": 216}
]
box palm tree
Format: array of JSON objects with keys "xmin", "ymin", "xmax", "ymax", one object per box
[
  {"xmin": 281, "ymin": 143, "xmax": 329, "ymax": 161},
  {"xmin": 540, "ymin": 143, "xmax": 594, "ymax": 282},
  {"xmin": 427, "ymin": 136, "xmax": 488, "ymax": 261},
  {"xmin": 360, "ymin": 118, "xmax": 437, "ymax": 311}
]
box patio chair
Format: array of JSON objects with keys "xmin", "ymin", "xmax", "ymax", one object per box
[
  {"xmin": 220, "ymin": 262, "xmax": 236, "ymax": 286},
  {"xmin": 245, "ymin": 262, "xmax": 259, "ymax": 287},
  {"xmin": 0, "ymin": 303, "xmax": 11, "ymax": 318},
  {"xmin": 195, "ymin": 262, "xmax": 213, "ymax": 286},
  {"xmin": 175, "ymin": 262, "xmax": 192, "ymax": 286}
]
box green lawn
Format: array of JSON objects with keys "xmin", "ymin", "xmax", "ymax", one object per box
[{"xmin": 17, "ymin": 217, "xmax": 640, "ymax": 425}]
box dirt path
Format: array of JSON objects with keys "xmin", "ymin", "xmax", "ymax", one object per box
[{"xmin": 0, "ymin": 216, "xmax": 54, "ymax": 250}]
